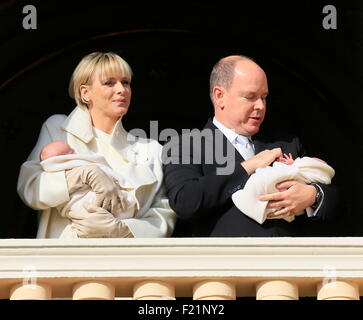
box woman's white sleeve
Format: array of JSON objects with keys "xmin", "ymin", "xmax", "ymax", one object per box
[{"xmin": 17, "ymin": 119, "xmax": 69, "ymax": 210}]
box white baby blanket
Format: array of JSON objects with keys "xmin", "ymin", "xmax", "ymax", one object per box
[
  {"xmin": 231, "ymin": 157, "xmax": 335, "ymax": 224},
  {"xmin": 41, "ymin": 154, "xmax": 139, "ymax": 238}
]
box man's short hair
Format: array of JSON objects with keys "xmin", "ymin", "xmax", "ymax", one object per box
[{"xmin": 209, "ymin": 55, "xmax": 255, "ymax": 103}]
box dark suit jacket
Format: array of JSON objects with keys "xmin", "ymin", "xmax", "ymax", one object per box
[{"xmin": 163, "ymin": 118, "xmax": 340, "ymax": 237}]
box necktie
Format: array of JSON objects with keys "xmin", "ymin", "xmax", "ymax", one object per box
[{"xmin": 235, "ymin": 135, "xmax": 255, "ymax": 160}]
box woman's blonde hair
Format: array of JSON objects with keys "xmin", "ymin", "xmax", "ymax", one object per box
[{"xmin": 68, "ymin": 52, "xmax": 133, "ymax": 108}]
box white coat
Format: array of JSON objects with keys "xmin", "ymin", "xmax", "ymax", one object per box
[{"xmin": 17, "ymin": 106, "xmax": 176, "ymax": 238}]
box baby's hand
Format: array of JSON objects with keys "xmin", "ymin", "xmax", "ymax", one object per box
[{"xmin": 277, "ymin": 153, "xmax": 294, "ymax": 165}]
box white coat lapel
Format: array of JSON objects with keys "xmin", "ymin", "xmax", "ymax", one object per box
[
  {"xmin": 61, "ymin": 106, "xmax": 94, "ymax": 143},
  {"xmin": 61, "ymin": 106, "xmax": 157, "ymax": 190}
]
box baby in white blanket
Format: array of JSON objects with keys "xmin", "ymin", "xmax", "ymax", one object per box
[
  {"xmin": 232, "ymin": 153, "xmax": 335, "ymax": 224},
  {"xmin": 40, "ymin": 141, "xmax": 139, "ymax": 238}
]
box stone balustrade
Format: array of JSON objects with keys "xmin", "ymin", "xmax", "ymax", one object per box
[{"xmin": 0, "ymin": 238, "xmax": 362, "ymax": 300}]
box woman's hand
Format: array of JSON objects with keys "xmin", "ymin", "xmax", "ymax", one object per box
[
  {"xmin": 241, "ymin": 148, "xmax": 282, "ymax": 175},
  {"xmin": 259, "ymin": 180, "xmax": 317, "ymax": 217},
  {"xmin": 68, "ymin": 204, "xmax": 133, "ymax": 238},
  {"xmin": 65, "ymin": 165, "xmax": 121, "ymax": 212}
]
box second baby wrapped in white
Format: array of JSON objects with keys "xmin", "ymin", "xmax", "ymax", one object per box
[
  {"xmin": 40, "ymin": 154, "xmax": 140, "ymax": 237},
  {"xmin": 231, "ymin": 157, "xmax": 335, "ymax": 224}
]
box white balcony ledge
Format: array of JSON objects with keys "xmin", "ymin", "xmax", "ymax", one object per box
[{"xmin": 0, "ymin": 237, "xmax": 362, "ymax": 299}]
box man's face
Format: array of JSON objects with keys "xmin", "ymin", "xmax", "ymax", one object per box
[{"xmin": 215, "ymin": 60, "xmax": 268, "ymax": 136}]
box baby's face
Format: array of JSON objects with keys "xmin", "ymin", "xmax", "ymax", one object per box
[{"xmin": 42, "ymin": 142, "xmax": 75, "ymax": 160}]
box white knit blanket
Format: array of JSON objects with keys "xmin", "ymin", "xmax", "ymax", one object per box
[{"xmin": 231, "ymin": 157, "xmax": 335, "ymax": 224}]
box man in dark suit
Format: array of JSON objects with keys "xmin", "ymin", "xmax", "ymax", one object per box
[{"xmin": 163, "ymin": 55, "xmax": 339, "ymax": 237}]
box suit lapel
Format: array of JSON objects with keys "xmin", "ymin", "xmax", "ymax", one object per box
[
  {"xmin": 203, "ymin": 118, "xmax": 244, "ymax": 163},
  {"xmin": 253, "ymin": 131, "xmax": 284, "ymax": 154},
  {"xmin": 253, "ymin": 138, "xmax": 269, "ymax": 154}
]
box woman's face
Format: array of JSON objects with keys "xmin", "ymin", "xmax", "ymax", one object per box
[{"xmin": 84, "ymin": 69, "xmax": 132, "ymax": 122}]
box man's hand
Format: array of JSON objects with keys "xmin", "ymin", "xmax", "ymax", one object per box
[
  {"xmin": 68, "ymin": 204, "xmax": 133, "ymax": 238},
  {"xmin": 259, "ymin": 180, "xmax": 317, "ymax": 217},
  {"xmin": 65, "ymin": 165, "xmax": 121, "ymax": 212},
  {"xmin": 241, "ymin": 148, "xmax": 282, "ymax": 175}
]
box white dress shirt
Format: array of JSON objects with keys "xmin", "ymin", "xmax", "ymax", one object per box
[{"xmin": 213, "ymin": 117, "xmax": 255, "ymax": 160}]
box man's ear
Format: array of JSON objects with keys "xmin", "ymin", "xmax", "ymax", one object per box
[{"xmin": 213, "ymin": 86, "xmax": 225, "ymax": 110}]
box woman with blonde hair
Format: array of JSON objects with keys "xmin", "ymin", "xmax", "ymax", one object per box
[{"xmin": 17, "ymin": 52, "xmax": 176, "ymax": 238}]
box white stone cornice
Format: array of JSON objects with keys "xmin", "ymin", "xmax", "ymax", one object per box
[{"xmin": 1, "ymin": 238, "xmax": 363, "ymax": 298}]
